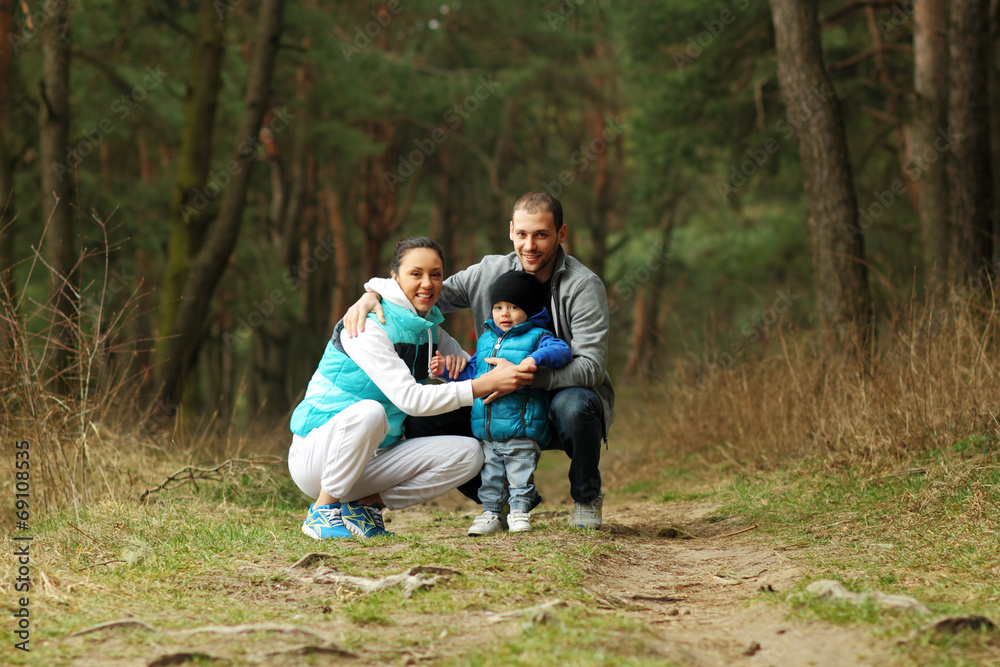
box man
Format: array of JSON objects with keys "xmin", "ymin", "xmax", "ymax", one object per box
[{"xmin": 345, "ymin": 191, "xmax": 614, "ymax": 528}]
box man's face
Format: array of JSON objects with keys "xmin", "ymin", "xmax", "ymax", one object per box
[{"xmin": 509, "ymin": 209, "xmax": 566, "ymax": 281}]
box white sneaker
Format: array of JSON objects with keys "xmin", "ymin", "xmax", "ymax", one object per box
[
  {"xmin": 468, "ymin": 511, "xmax": 503, "ymax": 537},
  {"xmin": 571, "ymin": 493, "xmax": 604, "ymax": 529},
  {"xmin": 507, "ymin": 510, "xmax": 532, "ymax": 533}
]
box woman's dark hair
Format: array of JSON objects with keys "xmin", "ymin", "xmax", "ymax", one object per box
[{"xmin": 390, "ymin": 237, "xmax": 444, "ymax": 275}]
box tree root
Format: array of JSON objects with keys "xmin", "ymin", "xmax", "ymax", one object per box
[{"xmin": 311, "ymin": 565, "xmax": 461, "ymax": 598}]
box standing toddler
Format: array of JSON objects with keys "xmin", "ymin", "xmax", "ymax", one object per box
[{"xmin": 431, "ymin": 271, "xmax": 571, "ymax": 535}]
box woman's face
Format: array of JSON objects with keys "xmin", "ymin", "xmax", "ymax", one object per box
[{"xmin": 392, "ymin": 247, "xmax": 444, "ymax": 315}]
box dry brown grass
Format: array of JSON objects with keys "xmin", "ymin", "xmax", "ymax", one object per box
[
  {"xmin": 0, "ymin": 218, "xmax": 292, "ymax": 529},
  {"xmin": 616, "ymin": 289, "xmax": 1000, "ymax": 476}
]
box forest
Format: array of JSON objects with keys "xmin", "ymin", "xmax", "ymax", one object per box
[
  {"xmin": 1, "ymin": 0, "xmax": 999, "ymax": 511},
  {"xmin": 3, "ymin": 1, "xmax": 1000, "ymax": 664}
]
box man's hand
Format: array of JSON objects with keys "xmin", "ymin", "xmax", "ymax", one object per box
[
  {"xmin": 430, "ymin": 350, "xmax": 468, "ymax": 379},
  {"xmin": 343, "ymin": 292, "xmax": 384, "ymax": 338}
]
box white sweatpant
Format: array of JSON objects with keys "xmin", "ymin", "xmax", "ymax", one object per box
[{"xmin": 287, "ymin": 399, "xmax": 483, "ymax": 510}]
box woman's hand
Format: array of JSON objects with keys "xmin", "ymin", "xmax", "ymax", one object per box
[
  {"xmin": 471, "ymin": 360, "xmax": 534, "ymax": 404},
  {"xmin": 429, "ymin": 351, "xmax": 468, "ymax": 379},
  {"xmin": 343, "ymin": 292, "xmax": 384, "ymax": 338}
]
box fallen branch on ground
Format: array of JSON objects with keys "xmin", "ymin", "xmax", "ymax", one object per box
[
  {"xmin": 311, "ymin": 565, "xmax": 461, "ymax": 598},
  {"xmin": 170, "ymin": 623, "xmax": 332, "ymax": 640},
  {"xmin": 138, "ymin": 457, "xmax": 286, "ymax": 502},
  {"xmin": 487, "ymin": 599, "xmax": 569, "ymax": 623},
  {"xmin": 66, "ymin": 618, "xmax": 155, "ymax": 637}
]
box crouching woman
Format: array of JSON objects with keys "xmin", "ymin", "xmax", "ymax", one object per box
[{"xmin": 287, "ymin": 237, "xmax": 534, "ymax": 539}]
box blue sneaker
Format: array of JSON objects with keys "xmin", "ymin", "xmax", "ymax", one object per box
[
  {"xmin": 302, "ymin": 503, "xmax": 353, "ymax": 540},
  {"xmin": 341, "ymin": 502, "xmax": 394, "ymax": 538}
]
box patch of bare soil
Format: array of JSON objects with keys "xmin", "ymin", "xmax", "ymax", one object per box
[
  {"xmin": 589, "ymin": 500, "xmax": 901, "ymax": 666},
  {"xmin": 58, "ymin": 497, "xmax": 904, "ymax": 666}
]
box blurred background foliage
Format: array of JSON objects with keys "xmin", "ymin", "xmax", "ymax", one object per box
[{"xmin": 1, "ymin": 0, "xmax": 997, "ymax": 435}]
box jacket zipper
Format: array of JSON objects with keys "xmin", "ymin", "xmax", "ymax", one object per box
[{"xmin": 485, "ymin": 327, "xmax": 512, "ymax": 441}]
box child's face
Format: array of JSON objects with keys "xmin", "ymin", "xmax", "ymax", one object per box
[{"xmin": 492, "ymin": 301, "xmax": 528, "ymax": 332}]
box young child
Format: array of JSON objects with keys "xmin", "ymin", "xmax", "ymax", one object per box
[{"xmin": 430, "ymin": 271, "xmax": 571, "ymax": 535}]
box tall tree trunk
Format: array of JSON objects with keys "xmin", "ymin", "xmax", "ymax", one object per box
[
  {"xmin": 948, "ymin": 0, "xmax": 995, "ymax": 284},
  {"xmin": 913, "ymin": 0, "xmax": 950, "ymax": 294},
  {"xmin": 324, "ymin": 186, "xmax": 350, "ymax": 323},
  {"xmin": 155, "ymin": 0, "xmax": 286, "ymax": 411},
  {"xmin": 40, "ymin": 0, "xmax": 77, "ymax": 394},
  {"xmin": 0, "ymin": 0, "xmax": 18, "ymax": 357},
  {"xmin": 155, "ymin": 0, "xmax": 225, "ymax": 367},
  {"xmin": 355, "ymin": 123, "xmax": 420, "ymax": 281},
  {"xmin": 253, "ymin": 83, "xmax": 311, "ymax": 420},
  {"xmin": 769, "ymin": 0, "xmax": 872, "ymax": 350},
  {"xmin": 990, "ymin": 0, "xmax": 1000, "ymax": 278},
  {"xmin": 623, "ymin": 187, "xmax": 687, "ymax": 382}
]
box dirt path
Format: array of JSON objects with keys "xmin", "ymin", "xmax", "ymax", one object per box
[{"xmin": 584, "ymin": 500, "xmax": 898, "ymax": 666}]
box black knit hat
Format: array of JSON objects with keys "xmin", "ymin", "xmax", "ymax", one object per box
[{"xmin": 490, "ymin": 271, "xmax": 545, "ymax": 318}]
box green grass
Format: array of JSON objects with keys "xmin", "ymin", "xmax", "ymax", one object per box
[
  {"xmin": 10, "ymin": 431, "xmax": 1000, "ymax": 665},
  {"xmin": 709, "ymin": 437, "xmax": 1000, "ymax": 665},
  {"xmin": 8, "ymin": 472, "xmax": 648, "ymax": 666}
]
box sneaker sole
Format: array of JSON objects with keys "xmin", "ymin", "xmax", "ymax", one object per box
[
  {"xmin": 302, "ymin": 522, "xmax": 353, "ymax": 540},
  {"xmin": 343, "ymin": 525, "xmax": 393, "ymax": 538},
  {"xmin": 508, "ymin": 525, "xmax": 532, "ymax": 533},
  {"xmin": 468, "ymin": 524, "xmax": 504, "ymax": 537}
]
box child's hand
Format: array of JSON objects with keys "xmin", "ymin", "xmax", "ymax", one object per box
[
  {"xmin": 429, "ymin": 351, "xmax": 446, "ymax": 377},
  {"xmin": 430, "ymin": 351, "xmax": 468, "ymax": 379}
]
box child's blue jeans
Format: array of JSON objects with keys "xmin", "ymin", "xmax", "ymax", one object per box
[{"xmin": 478, "ymin": 437, "xmax": 541, "ymax": 513}]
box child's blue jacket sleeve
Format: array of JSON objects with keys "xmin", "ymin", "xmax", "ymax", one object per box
[
  {"xmin": 437, "ymin": 353, "xmax": 476, "ymax": 382},
  {"xmin": 530, "ymin": 335, "xmax": 572, "ymax": 369},
  {"xmin": 455, "ymin": 353, "xmax": 477, "ymax": 381}
]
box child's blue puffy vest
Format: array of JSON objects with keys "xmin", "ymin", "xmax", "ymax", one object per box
[
  {"xmin": 470, "ymin": 321, "xmax": 553, "ymax": 444},
  {"xmin": 289, "ymin": 300, "xmax": 441, "ymax": 448}
]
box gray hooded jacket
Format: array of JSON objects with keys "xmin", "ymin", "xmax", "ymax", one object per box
[{"xmin": 436, "ymin": 248, "xmax": 615, "ymax": 429}]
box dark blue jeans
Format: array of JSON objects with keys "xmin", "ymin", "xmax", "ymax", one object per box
[
  {"xmin": 544, "ymin": 387, "xmax": 604, "ymax": 504},
  {"xmin": 405, "ymin": 388, "xmax": 605, "ymax": 505}
]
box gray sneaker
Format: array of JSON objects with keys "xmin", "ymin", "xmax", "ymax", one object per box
[{"xmin": 571, "ymin": 493, "xmax": 604, "ymax": 529}]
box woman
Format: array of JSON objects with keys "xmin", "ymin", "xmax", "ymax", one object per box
[{"xmin": 287, "ymin": 237, "xmax": 533, "ymax": 539}]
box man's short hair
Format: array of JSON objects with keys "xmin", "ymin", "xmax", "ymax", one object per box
[{"xmin": 512, "ymin": 191, "xmax": 563, "ymax": 230}]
